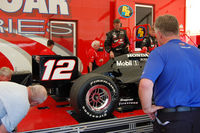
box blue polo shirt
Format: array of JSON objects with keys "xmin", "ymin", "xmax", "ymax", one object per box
[{"xmin": 141, "ymin": 39, "xmax": 200, "ymax": 108}]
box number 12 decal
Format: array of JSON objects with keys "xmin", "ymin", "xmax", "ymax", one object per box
[{"xmin": 42, "ymin": 59, "xmax": 76, "ymax": 81}]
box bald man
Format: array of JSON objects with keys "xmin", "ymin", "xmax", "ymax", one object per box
[
  {"xmin": 0, "ymin": 82, "xmax": 47, "ymax": 133},
  {"xmin": 0, "ymin": 67, "xmax": 13, "ymax": 81}
]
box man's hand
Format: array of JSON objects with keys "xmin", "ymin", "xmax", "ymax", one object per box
[
  {"xmin": 126, "ymin": 45, "xmax": 130, "ymax": 52},
  {"xmin": 99, "ymin": 59, "xmax": 104, "ymax": 62},
  {"xmin": 143, "ymin": 105, "xmax": 164, "ymax": 120},
  {"xmin": 88, "ymin": 62, "xmax": 93, "ymax": 72},
  {"xmin": 109, "ymin": 51, "xmax": 115, "ymax": 58},
  {"xmin": 0, "ymin": 124, "xmax": 9, "ymax": 133}
]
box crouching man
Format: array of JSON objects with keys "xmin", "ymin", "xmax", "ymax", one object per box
[
  {"xmin": 0, "ymin": 82, "xmax": 47, "ymax": 133},
  {"xmin": 0, "ymin": 67, "xmax": 13, "ymax": 81}
]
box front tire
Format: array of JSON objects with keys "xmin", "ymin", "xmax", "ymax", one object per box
[{"xmin": 70, "ymin": 73, "xmax": 119, "ymax": 120}]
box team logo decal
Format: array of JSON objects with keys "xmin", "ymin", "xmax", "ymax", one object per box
[
  {"xmin": 118, "ymin": 5, "xmax": 133, "ymax": 18},
  {"xmin": 136, "ymin": 26, "xmax": 146, "ymax": 39}
]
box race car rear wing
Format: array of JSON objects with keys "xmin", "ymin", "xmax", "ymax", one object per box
[{"xmin": 32, "ymin": 55, "xmax": 79, "ymax": 85}]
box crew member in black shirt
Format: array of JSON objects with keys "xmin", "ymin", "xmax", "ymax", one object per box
[{"xmin": 104, "ymin": 19, "xmax": 130, "ymax": 58}]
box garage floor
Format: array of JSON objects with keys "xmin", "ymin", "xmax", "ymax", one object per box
[{"xmin": 17, "ymin": 96, "xmax": 146, "ymax": 132}]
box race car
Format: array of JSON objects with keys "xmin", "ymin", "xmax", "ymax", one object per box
[{"xmin": 31, "ymin": 53, "xmax": 148, "ymax": 120}]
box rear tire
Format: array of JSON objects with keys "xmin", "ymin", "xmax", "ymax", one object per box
[{"xmin": 70, "ymin": 73, "xmax": 119, "ymax": 120}]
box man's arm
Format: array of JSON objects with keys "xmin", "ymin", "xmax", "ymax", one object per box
[
  {"xmin": 88, "ymin": 62, "xmax": 93, "ymax": 72},
  {"xmin": 0, "ymin": 124, "xmax": 8, "ymax": 133},
  {"xmin": 139, "ymin": 78, "xmax": 164, "ymax": 120},
  {"xmin": 141, "ymin": 37, "xmax": 148, "ymax": 48},
  {"xmin": 104, "ymin": 32, "xmax": 113, "ymax": 54},
  {"xmin": 104, "ymin": 32, "xmax": 115, "ymax": 58},
  {"xmin": 139, "ymin": 78, "xmax": 154, "ymax": 112},
  {"xmin": 124, "ymin": 30, "xmax": 130, "ymax": 46}
]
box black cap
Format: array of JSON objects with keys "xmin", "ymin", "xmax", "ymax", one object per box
[{"xmin": 113, "ymin": 19, "xmax": 120, "ymax": 23}]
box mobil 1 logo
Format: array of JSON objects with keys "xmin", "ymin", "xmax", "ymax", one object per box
[{"xmin": 116, "ymin": 60, "xmax": 140, "ymax": 67}]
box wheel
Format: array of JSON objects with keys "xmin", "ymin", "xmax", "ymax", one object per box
[{"xmin": 70, "ymin": 73, "xmax": 119, "ymax": 120}]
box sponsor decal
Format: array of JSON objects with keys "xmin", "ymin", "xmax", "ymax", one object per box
[
  {"xmin": 181, "ymin": 46, "xmax": 191, "ymax": 49},
  {"xmin": 127, "ymin": 53, "xmax": 149, "ymax": 58},
  {"xmin": 82, "ymin": 106, "xmax": 107, "ymax": 118},
  {"xmin": 0, "ymin": 0, "xmax": 70, "ymax": 35},
  {"xmin": 90, "ymin": 79, "xmax": 116, "ymax": 93},
  {"xmin": 136, "ymin": 26, "xmax": 146, "ymax": 39},
  {"xmin": 112, "ymin": 33, "xmax": 117, "ymax": 38},
  {"xmin": 179, "ymin": 43, "xmax": 186, "ymax": 46},
  {"xmin": 118, "ymin": 98, "xmax": 138, "ymax": 106},
  {"xmin": 1, "ymin": 0, "xmax": 69, "ymax": 15},
  {"xmin": 40, "ymin": 57, "xmax": 78, "ymax": 81},
  {"xmin": 118, "ymin": 5, "xmax": 133, "ymax": 18},
  {"xmin": 41, "ymin": 59, "xmax": 76, "ymax": 81},
  {"xmin": 140, "ymin": 58, "xmax": 148, "ymax": 61},
  {"xmin": 179, "ymin": 43, "xmax": 191, "ymax": 48},
  {"xmin": 0, "ymin": 19, "xmax": 73, "ymax": 35},
  {"xmin": 116, "ymin": 60, "xmax": 140, "ymax": 67},
  {"xmin": 179, "ymin": 24, "xmax": 184, "ymax": 32},
  {"xmin": 116, "ymin": 60, "xmax": 132, "ymax": 66},
  {"xmin": 120, "ymin": 31, "xmax": 125, "ymax": 34}
]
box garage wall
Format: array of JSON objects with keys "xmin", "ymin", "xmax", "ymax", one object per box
[
  {"xmin": 186, "ymin": 0, "xmax": 200, "ymax": 36},
  {"xmin": 135, "ymin": 0, "xmax": 186, "ymax": 31}
]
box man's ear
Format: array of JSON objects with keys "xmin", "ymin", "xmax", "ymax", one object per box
[{"xmin": 157, "ymin": 31, "xmax": 162, "ymax": 39}]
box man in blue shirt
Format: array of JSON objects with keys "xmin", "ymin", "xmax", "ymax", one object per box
[{"xmin": 139, "ymin": 15, "xmax": 200, "ymax": 133}]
